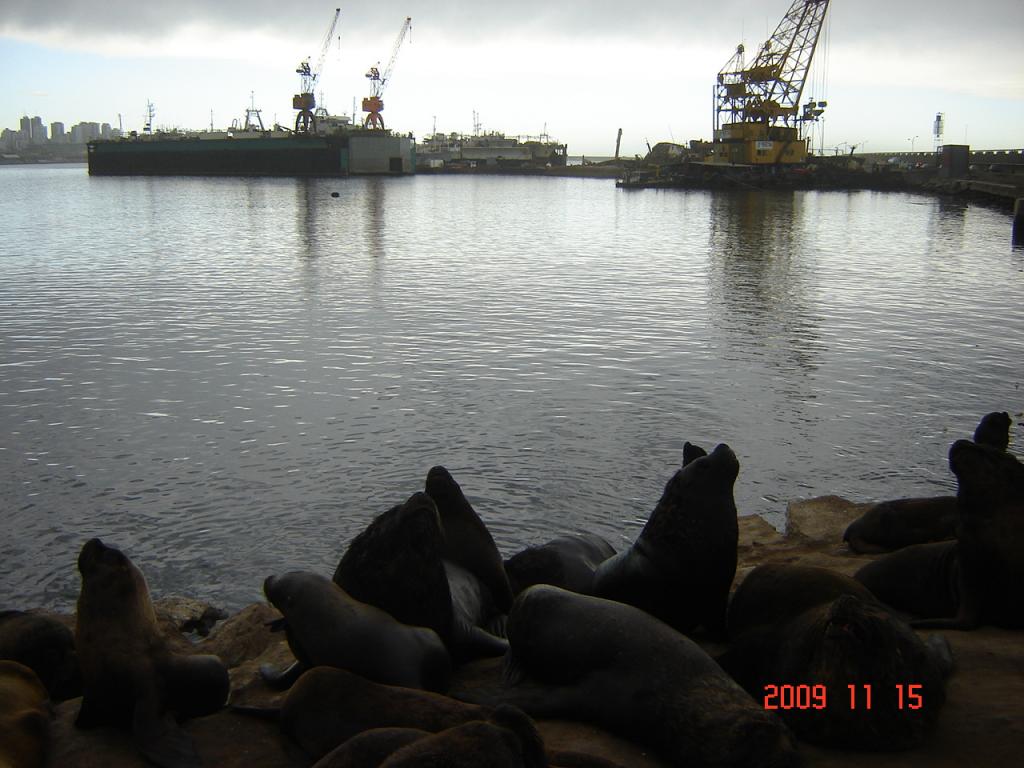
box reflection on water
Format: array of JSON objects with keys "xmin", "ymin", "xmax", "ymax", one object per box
[{"xmin": 0, "ymin": 167, "xmax": 1021, "ymax": 612}]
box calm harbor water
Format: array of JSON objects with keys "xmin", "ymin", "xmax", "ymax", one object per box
[{"xmin": 2, "ymin": 164, "xmax": 1021, "ymax": 613}]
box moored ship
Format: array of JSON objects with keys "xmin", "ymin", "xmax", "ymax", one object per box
[{"xmin": 417, "ymin": 130, "xmax": 566, "ymax": 171}]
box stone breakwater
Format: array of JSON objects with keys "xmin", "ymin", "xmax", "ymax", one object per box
[{"xmin": 10, "ymin": 496, "xmax": 1021, "ymax": 768}]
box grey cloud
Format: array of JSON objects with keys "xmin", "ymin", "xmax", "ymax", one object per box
[{"xmin": 3, "ymin": 1, "xmax": 1020, "ymax": 47}]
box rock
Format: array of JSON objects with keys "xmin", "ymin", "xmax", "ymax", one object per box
[
  {"xmin": 785, "ymin": 496, "xmax": 871, "ymax": 543},
  {"xmin": 201, "ymin": 603, "xmax": 283, "ymax": 668},
  {"xmin": 153, "ymin": 596, "xmax": 228, "ymax": 638}
]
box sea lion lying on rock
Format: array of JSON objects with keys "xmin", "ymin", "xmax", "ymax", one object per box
[
  {"xmin": 74, "ymin": 538, "xmax": 229, "ymax": 768},
  {"xmin": 504, "ymin": 533, "xmax": 616, "ymax": 596},
  {"xmin": 310, "ymin": 727, "xmax": 432, "ymax": 768},
  {"xmin": 843, "ymin": 497, "xmax": 958, "ymax": 554},
  {"xmin": 339, "ymin": 705, "xmax": 546, "ymax": 768},
  {"xmin": 334, "ymin": 491, "xmax": 508, "ymax": 662},
  {"xmin": 591, "ymin": 442, "xmax": 739, "ymax": 636},
  {"xmin": 0, "ymin": 610, "xmax": 80, "ymax": 701},
  {"xmin": 279, "ymin": 666, "xmax": 490, "ymax": 761},
  {"xmin": 719, "ymin": 564, "xmax": 952, "ymax": 751},
  {"xmin": 855, "ymin": 541, "xmax": 961, "ymax": 621},
  {"xmin": 456, "ymin": 584, "xmax": 797, "ymax": 768},
  {"xmin": 261, "ymin": 571, "xmax": 451, "ymax": 693},
  {"xmin": 0, "ymin": 660, "xmax": 50, "ymax": 768}
]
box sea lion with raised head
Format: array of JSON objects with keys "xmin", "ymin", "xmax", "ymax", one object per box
[
  {"xmin": 914, "ymin": 438, "xmax": 1024, "ymax": 630},
  {"xmin": 720, "ymin": 564, "xmax": 952, "ymax": 751},
  {"xmin": 456, "ymin": 584, "xmax": 797, "ymax": 768},
  {"xmin": 843, "ymin": 412, "xmax": 1012, "ymax": 554},
  {"xmin": 504, "ymin": 533, "xmax": 616, "ymax": 596},
  {"xmin": 334, "ymin": 491, "xmax": 507, "ymax": 662},
  {"xmin": 591, "ymin": 442, "xmax": 739, "ymax": 636},
  {"xmin": 261, "ymin": 571, "xmax": 451, "ymax": 693},
  {"xmin": 74, "ymin": 538, "xmax": 229, "ymax": 768},
  {"xmin": 425, "ymin": 465, "xmax": 515, "ymax": 613},
  {"xmin": 973, "ymin": 410, "xmax": 1012, "ymax": 451}
]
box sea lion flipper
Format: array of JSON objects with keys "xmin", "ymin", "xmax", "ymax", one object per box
[
  {"xmin": 501, "ymin": 649, "xmax": 527, "ymax": 687},
  {"xmin": 926, "ymin": 634, "xmax": 955, "ymax": 677},
  {"xmin": 456, "ymin": 623, "xmax": 509, "ymax": 659},
  {"xmin": 132, "ymin": 691, "xmax": 202, "ymax": 768},
  {"xmin": 260, "ymin": 660, "xmax": 305, "ymax": 691}
]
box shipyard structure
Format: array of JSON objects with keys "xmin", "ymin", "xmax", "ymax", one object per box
[
  {"xmin": 87, "ymin": 121, "xmax": 416, "ymax": 178},
  {"xmin": 89, "ymin": 10, "xmax": 417, "ymax": 178}
]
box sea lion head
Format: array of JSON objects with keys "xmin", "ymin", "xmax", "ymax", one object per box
[
  {"xmin": 950, "ymin": 438, "xmax": 1024, "ymax": 513},
  {"xmin": 677, "ymin": 443, "xmax": 741, "ymax": 493},
  {"xmin": 642, "ymin": 443, "xmax": 740, "ymax": 547},
  {"xmin": 972, "ymin": 411, "xmax": 1011, "ymax": 452},
  {"xmin": 76, "ymin": 539, "xmax": 154, "ymax": 620}
]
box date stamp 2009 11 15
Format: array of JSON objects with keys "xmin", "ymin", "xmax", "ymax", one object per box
[{"xmin": 763, "ymin": 684, "xmax": 924, "ymax": 711}]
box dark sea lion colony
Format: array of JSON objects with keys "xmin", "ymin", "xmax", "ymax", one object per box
[{"xmin": 0, "ymin": 412, "xmax": 1019, "ymax": 767}]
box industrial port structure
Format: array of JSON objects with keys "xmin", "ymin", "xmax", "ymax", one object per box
[{"xmin": 711, "ymin": 0, "xmax": 830, "ymax": 166}]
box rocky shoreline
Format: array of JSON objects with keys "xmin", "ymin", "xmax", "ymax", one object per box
[{"xmin": 21, "ymin": 496, "xmax": 1022, "ymax": 767}]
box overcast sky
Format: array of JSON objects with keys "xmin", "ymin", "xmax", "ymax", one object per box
[{"xmin": 2, "ymin": 0, "xmax": 1022, "ymax": 155}]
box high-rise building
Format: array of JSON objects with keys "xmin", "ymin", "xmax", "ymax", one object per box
[
  {"xmin": 101, "ymin": 123, "xmax": 112, "ymax": 139},
  {"xmin": 70, "ymin": 122, "xmax": 101, "ymax": 144},
  {"xmin": 28, "ymin": 116, "xmax": 47, "ymax": 143},
  {"xmin": 19, "ymin": 115, "xmax": 31, "ymax": 142},
  {"xmin": 51, "ymin": 122, "xmax": 66, "ymax": 143}
]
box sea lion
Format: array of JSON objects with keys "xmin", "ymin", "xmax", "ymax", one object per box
[
  {"xmin": 720, "ymin": 564, "xmax": 952, "ymax": 751},
  {"xmin": 311, "ymin": 727, "xmax": 431, "ymax": 768},
  {"xmin": 504, "ymin": 533, "xmax": 616, "ymax": 596},
  {"xmin": 591, "ymin": 442, "xmax": 739, "ymax": 636},
  {"xmin": 0, "ymin": 660, "xmax": 50, "ymax": 768},
  {"xmin": 74, "ymin": 538, "xmax": 229, "ymax": 768},
  {"xmin": 378, "ymin": 705, "xmax": 545, "ymax": 767},
  {"xmin": 854, "ymin": 541, "xmax": 961, "ymax": 620},
  {"xmin": 334, "ymin": 491, "xmax": 507, "ymax": 662},
  {"xmin": 279, "ymin": 666, "xmax": 489, "ymax": 761},
  {"xmin": 425, "ymin": 465, "xmax": 515, "ymax": 613},
  {"xmin": 842, "ymin": 496, "xmax": 958, "ymax": 554},
  {"xmin": 914, "ymin": 438, "xmax": 1024, "ymax": 630},
  {"xmin": 726, "ymin": 564, "xmax": 881, "ymax": 639},
  {"xmin": 973, "ymin": 410, "xmax": 1012, "ymax": 451},
  {"xmin": 261, "ymin": 571, "xmax": 451, "ymax": 693},
  {"xmin": 842, "ymin": 412, "xmax": 1011, "ymax": 555},
  {"xmin": 456, "ymin": 584, "xmax": 797, "ymax": 768},
  {"xmin": 0, "ymin": 610, "xmax": 80, "ymax": 701}
]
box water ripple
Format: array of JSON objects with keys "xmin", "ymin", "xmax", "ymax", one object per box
[{"xmin": 1, "ymin": 169, "xmax": 1021, "ymax": 611}]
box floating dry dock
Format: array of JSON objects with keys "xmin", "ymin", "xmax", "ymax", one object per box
[{"xmin": 87, "ymin": 128, "xmax": 415, "ymax": 177}]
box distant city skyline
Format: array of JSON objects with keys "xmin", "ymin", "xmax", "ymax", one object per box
[{"xmin": 2, "ymin": 1, "xmax": 1022, "ymax": 155}]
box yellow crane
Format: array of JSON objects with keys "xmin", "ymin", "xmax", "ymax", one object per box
[
  {"xmin": 362, "ymin": 17, "xmax": 412, "ymax": 130},
  {"xmin": 293, "ymin": 8, "xmax": 341, "ymax": 133},
  {"xmin": 712, "ymin": 0, "xmax": 830, "ymax": 164}
]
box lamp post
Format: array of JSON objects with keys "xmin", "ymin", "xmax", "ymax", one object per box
[{"xmin": 908, "ymin": 135, "xmax": 919, "ymax": 153}]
